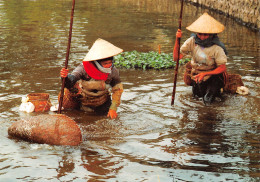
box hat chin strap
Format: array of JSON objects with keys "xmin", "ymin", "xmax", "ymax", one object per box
[{"xmin": 93, "ymin": 61, "xmax": 112, "ymax": 74}]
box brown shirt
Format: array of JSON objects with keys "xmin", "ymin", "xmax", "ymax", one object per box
[{"xmin": 180, "ymin": 37, "xmax": 227, "ymax": 81}]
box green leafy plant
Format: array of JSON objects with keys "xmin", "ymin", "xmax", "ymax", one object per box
[{"xmin": 114, "ymin": 51, "xmax": 190, "ymax": 70}]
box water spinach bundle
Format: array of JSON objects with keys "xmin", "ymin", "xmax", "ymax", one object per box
[{"xmin": 114, "ymin": 51, "xmax": 190, "ymax": 70}]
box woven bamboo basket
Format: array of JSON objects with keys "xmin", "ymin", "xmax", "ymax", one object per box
[{"xmin": 27, "ymin": 93, "xmax": 52, "ymax": 112}]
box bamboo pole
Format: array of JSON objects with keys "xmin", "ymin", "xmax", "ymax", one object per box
[
  {"xmin": 171, "ymin": 0, "xmax": 184, "ymax": 106},
  {"xmin": 58, "ymin": 0, "xmax": 76, "ymax": 114}
]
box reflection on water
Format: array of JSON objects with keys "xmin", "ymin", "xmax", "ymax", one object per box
[{"xmin": 0, "ymin": 0, "xmax": 259, "ymax": 181}]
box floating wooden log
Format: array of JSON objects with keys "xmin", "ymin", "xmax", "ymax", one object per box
[{"xmin": 8, "ymin": 114, "xmax": 82, "ymax": 146}]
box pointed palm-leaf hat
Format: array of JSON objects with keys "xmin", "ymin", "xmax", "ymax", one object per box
[
  {"xmin": 83, "ymin": 38, "xmax": 123, "ymax": 62},
  {"xmin": 186, "ymin": 12, "xmax": 225, "ymax": 34}
]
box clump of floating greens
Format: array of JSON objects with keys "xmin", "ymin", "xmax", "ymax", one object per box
[{"xmin": 114, "ymin": 51, "xmax": 190, "ymax": 70}]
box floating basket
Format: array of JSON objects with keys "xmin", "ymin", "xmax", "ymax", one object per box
[
  {"xmin": 224, "ymin": 73, "xmax": 244, "ymax": 94},
  {"xmin": 27, "ymin": 93, "xmax": 52, "ymax": 112}
]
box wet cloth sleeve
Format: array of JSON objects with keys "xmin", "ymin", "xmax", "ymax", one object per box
[
  {"xmin": 108, "ymin": 67, "xmax": 123, "ymax": 111},
  {"xmin": 180, "ymin": 37, "xmax": 195, "ymax": 57},
  {"xmin": 109, "ymin": 83, "xmax": 123, "ymax": 111}
]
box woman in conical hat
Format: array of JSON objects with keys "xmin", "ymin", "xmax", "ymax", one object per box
[
  {"xmin": 173, "ymin": 12, "xmax": 228, "ymax": 104},
  {"xmin": 60, "ymin": 38, "xmax": 123, "ymax": 119}
]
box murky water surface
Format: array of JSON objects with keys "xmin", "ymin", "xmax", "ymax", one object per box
[{"xmin": 0, "ymin": 0, "xmax": 259, "ymax": 181}]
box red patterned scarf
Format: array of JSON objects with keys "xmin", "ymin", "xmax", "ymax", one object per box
[{"xmin": 82, "ymin": 61, "xmax": 109, "ymax": 80}]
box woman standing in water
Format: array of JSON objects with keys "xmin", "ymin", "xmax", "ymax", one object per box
[{"xmin": 174, "ymin": 12, "xmax": 228, "ymax": 104}]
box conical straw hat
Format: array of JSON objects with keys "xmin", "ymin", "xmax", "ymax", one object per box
[
  {"xmin": 83, "ymin": 38, "xmax": 123, "ymax": 62},
  {"xmin": 186, "ymin": 12, "xmax": 225, "ymax": 34}
]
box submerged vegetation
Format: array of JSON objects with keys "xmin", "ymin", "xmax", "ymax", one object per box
[{"xmin": 114, "ymin": 51, "xmax": 190, "ymax": 70}]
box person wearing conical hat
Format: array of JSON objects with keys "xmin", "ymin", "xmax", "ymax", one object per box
[
  {"xmin": 173, "ymin": 12, "xmax": 228, "ymax": 104},
  {"xmin": 60, "ymin": 38, "xmax": 123, "ymax": 119}
]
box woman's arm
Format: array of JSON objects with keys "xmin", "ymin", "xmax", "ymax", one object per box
[
  {"xmin": 173, "ymin": 29, "xmax": 184, "ymax": 61},
  {"xmin": 107, "ymin": 82, "xmax": 123, "ymax": 119},
  {"xmin": 194, "ymin": 64, "xmax": 226, "ymax": 83},
  {"xmin": 60, "ymin": 64, "xmax": 83, "ymax": 89}
]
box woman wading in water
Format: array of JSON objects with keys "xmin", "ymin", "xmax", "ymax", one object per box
[
  {"xmin": 60, "ymin": 38, "xmax": 123, "ymax": 119},
  {"xmin": 174, "ymin": 12, "xmax": 228, "ymax": 104}
]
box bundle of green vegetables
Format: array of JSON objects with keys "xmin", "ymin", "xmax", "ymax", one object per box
[{"xmin": 114, "ymin": 51, "xmax": 190, "ymax": 70}]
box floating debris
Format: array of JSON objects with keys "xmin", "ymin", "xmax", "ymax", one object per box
[{"xmin": 236, "ymin": 86, "xmax": 249, "ymax": 95}]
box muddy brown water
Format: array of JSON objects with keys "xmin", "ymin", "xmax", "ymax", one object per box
[{"xmin": 0, "ymin": 0, "xmax": 259, "ymax": 181}]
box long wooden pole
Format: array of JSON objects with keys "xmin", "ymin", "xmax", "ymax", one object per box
[
  {"xmin": 171, "ymin": 0, "xmax": 184, "ymax": 106},
  {"xmin": 58, "ymin": 0, "xmax": 76, "ymax": 114}
]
